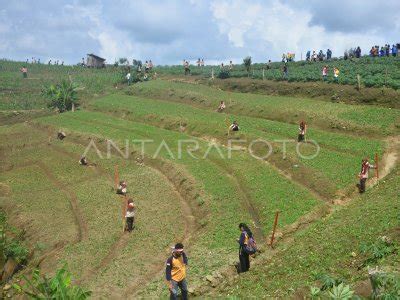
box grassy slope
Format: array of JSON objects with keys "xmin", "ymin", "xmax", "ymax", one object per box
[
  {"xmin": 128, "ymin": 80, "xmax": 400, "ymax": 136},
  {"xmin": 214, "ymin": 166, "xmax": 400, "ymax": 298},
  {"xmin": 0, "ymin": 124, "xmax": 188, "ymax": 297},
  {"xmin": 0, "ymin": 60, "xmax": 123, "ymax": 110},
  {"xmin": 90, "ymin": 92, "xmax": 385, "ymax": 194},
  {"xmin": 1, "ymin": 63, "xmax": 398, "ymax": 298},
  {"xmin": 34, "ymin": 110, "xmax": 321, "ymax": 296}
]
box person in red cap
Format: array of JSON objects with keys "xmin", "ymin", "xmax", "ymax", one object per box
[
  {"xmin": 165, "ymin": 243, "xmax": 188, "ymax": 300},
  {"xmin": 357, "ymin": 157, "xmax": 375, "ymax": 193},
  {"xmin": 125, "ymin": 198, "xmax": 136, "ymax": 232}
]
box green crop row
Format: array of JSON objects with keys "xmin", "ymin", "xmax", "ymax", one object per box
[{"xmin": 90, "ymin": 93, "xmax": 384, "ymax": 192}]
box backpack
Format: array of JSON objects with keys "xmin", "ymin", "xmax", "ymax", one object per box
[{"xmin": 244, "ymin": 235, "xmax": 257, "ymax": 255}]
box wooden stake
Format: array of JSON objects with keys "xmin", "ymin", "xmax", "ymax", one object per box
[
  {"xmin": 225, "ymin": 117, "xmax": 231, "ymax": 137},
  {"xmin": 357, "ymin": 74, "xmax": 361, "ymax": 91},
  {"xmin": 262, "ymin": 68, "xmax": 265, "ymax": 80},
  {"xmin": 375, "ymin": 153, "xmax": 379, "ymax": 179},
  {"xmin": 122, "ymin": 195, "xmax": 127, "ymax": 232},
  {"xmin": 269, "ymin": 211, "xmax": 280, "ymax": 248},
  {"xmin": 211, "ymin": 68, "xmax": 214, "ymax": 80},
  {"xmin": 114, "ymin": 165, "xmax": 119, "ymax": 190}
]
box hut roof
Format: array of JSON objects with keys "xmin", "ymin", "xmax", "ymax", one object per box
[{"xmin": 87, "ymin": 54, "xmax": 106, "ymax": 61}]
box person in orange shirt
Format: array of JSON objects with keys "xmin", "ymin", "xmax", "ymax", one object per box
[{"xmin": 165, "ymin": 243, "xmax": 188, "ymax": 300}]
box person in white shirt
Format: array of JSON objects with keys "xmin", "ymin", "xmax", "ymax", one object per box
[
  {"xmin": 217, "ymin": 101, "xmax": 226, "ymax": 112},
  {"xmin": 117, "ymin": 181, "xmax": 127, "ymax": 195},
  {"xmin": 126, "ymin": 72, "xmax": 131, "ymax": 85},
  {"xmin": 357, "ymin": 158, "xmax": 375, "ymax": 193},
  {"xmin": 125, "ymin": 199, "xmax": 136, "ymax": 232}
]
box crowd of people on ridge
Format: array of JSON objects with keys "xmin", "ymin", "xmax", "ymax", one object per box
[{"xmin": 368, "ymin": 44, "xmax": 399, "ymax": 57}]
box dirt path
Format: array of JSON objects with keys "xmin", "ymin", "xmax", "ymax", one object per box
[{"xmin": 373, "ymin": 136, "xmax": 399, "ymax": 180}]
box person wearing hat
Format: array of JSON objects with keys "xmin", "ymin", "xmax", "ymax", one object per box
[
  {"xmin": 229, "ymin": 120, "xmax": 239, "ymax": 132},
  {"xmin": 117, "ymin": 181, "xmax": 127, "ymax": 195},
  {"xmin": 57, "ymin": 131, "xmax": 66, "ymax": 140},
  {"xmin": 125, "ymin": 198, "xmax": 135, "ymax": 232},
  {"xmin": 165, "ymin": 243, "xmax": 188, "ymax": 300},
  {"xmin": 79, "ymin": 156, "xmax": 88, "ymax": 166}
]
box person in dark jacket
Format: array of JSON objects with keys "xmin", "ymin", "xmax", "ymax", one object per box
[
  {"xmin": 237, "ymin": 223, "xmax": 253, "ymax": 273},
  {"xmin": 165, "ymin": 243, "xmax": 188, "ymax": 300}
]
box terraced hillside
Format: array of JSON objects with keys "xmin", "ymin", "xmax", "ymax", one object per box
[{"xmin": 1, "ymin": 74, "xmax": 399, "ymax": 298}]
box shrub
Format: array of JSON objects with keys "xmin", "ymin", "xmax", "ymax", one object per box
[
  {"xmin": 369, "ymin": 271, "xmax": 400, "ymax": 299},
  {"xmin": 0, "ymin": 211, "xmax": 29, "ymax": 264},
  {"xmin": 4, "ymin": 240, "xmax": 29, "ymax": 264},
  {"xmin": 360, "ymin": 236, "xmax": 398, "ymax": 266},
  {"xmin": 217, "ymin": 69, "xmax": 230, "ymax": 79},
  {"xmin": 13, "ymin": 265, "xmax": 91, "ymax": 299},
  {"xmin": 311, "ymin": 274, "xmax": 354, "ymax": 300}
]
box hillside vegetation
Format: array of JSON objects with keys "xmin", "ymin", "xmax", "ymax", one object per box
[
  {"xmin": 0, "ymin": 60, "xmax": 399, "ymax": 298},
  {"xmin": 157, "ymin": 56, "xmax": 400, "ymax": 90}
]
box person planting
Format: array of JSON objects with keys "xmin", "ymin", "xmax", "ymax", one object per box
[
  {"xmin": 57, "ymin": 131, "xmax": 66, "ymax": 140},
  {"xmin": 298, "ymin": 121, "xmax": 307, "ymax": 142},
  {"xmin": 357, "ymin": 158, "xmax": 375, "ymax": 193},
  {"xmin": 229, "ymin": 120, "xmax": 240, "ymax": 132},
  {"xmin": 117, "ymin": 181, "xmax": 127, "ymax": 195},
  {"xmin": 237, "ymin": 223, "xmax": 257, "ymax": 273},
  {"xmin": 79, "ymin": 156, "xmax": 88, "ymax": 166},
  {"xmin": 217, "ymin": 101, "xmax": 226, "ymax": 113}
]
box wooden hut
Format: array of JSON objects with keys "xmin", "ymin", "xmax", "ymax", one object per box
[{"xmin": 86, "ymin": 54, "xmax": 106, "ymax": 68}]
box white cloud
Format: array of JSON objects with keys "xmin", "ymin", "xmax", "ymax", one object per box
[{"xmin": 210, "ymin": 0, "xmax": 393, "ymax": 59}]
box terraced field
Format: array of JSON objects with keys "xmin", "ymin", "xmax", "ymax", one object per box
[{"xmin": 1, "ymin": 76, "xmax": 399, "ymax": 298}]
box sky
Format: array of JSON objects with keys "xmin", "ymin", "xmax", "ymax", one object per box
[{"xmin": 0, "ymin": 0, "xmax": 399, "ymax": 65}]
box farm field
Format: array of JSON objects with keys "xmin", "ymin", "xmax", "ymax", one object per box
[
  {"xmin": 157, "ymin": 56, "xmax": 400, "ymax": 90},
  {"xmin": 0, "ymin": 61, "xmax": 399, "ymax": 298}
]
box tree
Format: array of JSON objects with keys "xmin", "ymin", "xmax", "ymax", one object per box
[
  {"xmin": 243, "ymin": 56, "xmax": 252, "ymax": 77},
  {"xmin": 43, "ymin": 80, "xmax": 79, "ymax": 113},
  {"xmin": 118, "ymin": 57, "xmax": 128, "ymax": 65}
]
